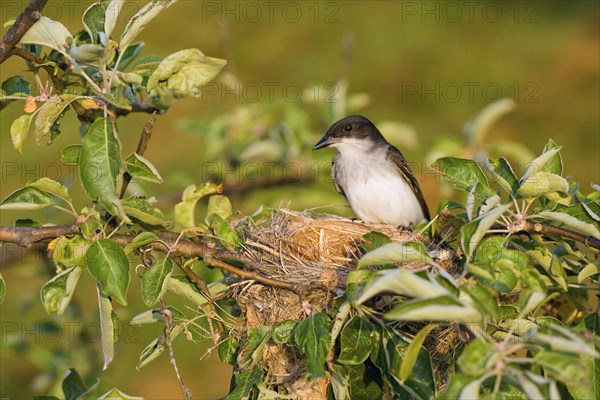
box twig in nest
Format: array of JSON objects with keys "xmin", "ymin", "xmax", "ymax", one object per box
[
  {"xmin": 159, "ymin": 298, "xmax": 192, "ymax": 400},
  {"xmin": 0, "ymin": 0, "xmax": 48, "ymax": 64},
  {"xmin": 204, "ymin": 255, "xmax": 298, "ymax": 292},
  {"xmin": 120, "ymin": 112, "xmax": 157, "ymax": 198}
]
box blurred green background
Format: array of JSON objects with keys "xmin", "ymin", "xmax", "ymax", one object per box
[{"xmin": 0, "ymin": 1, "xmax": 598, "ymax": 398}]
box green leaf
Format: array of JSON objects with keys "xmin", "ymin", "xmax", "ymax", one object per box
[
  {"xmin": 206, "ymin": 195, "xmax": 233, "ymax": 223},
  {"xmin": 120, "ymin": 0, "xmax": 179, "ymax": 49},
  {"xmin": 330, "ymin": 302, "xmax": 352, "ymax": 349},
  {"xmin": 80, "ymin": 118, "xmax": 129, "ymax": 222},
  {"xmin": 491, "ymin": 258, "xmax": 519, "ymax": 292},
  {"xmin": 166, "ymin": 275, "xmax": 209, "ymax": 307},
  {"xmin": 97, "ymin": 388, "xmax": 143, "ymax": 400},
  {"xmin": 534, "ymin": 351, "xmax": 587, "ymax": 384},
  {"xmin": 381, "ymin": 327, "xmax": 435, "ymax": 399},
  {"xmin": 82, "ymin": 2, "xmax": 107, "ymax": 44},
  {"xmin": 0, "ymin": 273, "xmax": 6, "ymax": 303},
  {"xmin": 578, "ymin": 263, "xmax": 599, "ymax": 283},
  {"xmin": 97, "ymin": 289, "xmax": 115, "ymax": 370},
  {"xmin": 463, "ymin": 98, "xmax": 515, "ymax": 147},
  {"xmin": 536, "ymin": 211, "xmax": 600, "ymax": 240},
  {"xmin": 117, "ymin": 42, "xmax": 145, "ymax": 70},
  {"xmin": 518, "ymin": 172, "xmax": 569, "ymax": 198},
  {"xmin": 466, "ymin": 183, "xmax": 498, "ymax": 220},
  {"xmin": 542, "ymin": 139, "xmax": 563, "ymax": 175},
  {"xmin": 62, "ymin": 368, "xmax": 98, "ymax": 400},
  {"xmin": 40, "ymin": 267, "xmax": 82, "ymax": 314},
  {"xmin": 358, "ymin": 242, "xmax": 433, "ymax": 267},
  {"xmin": 218, "ymin": 332, "xmax": 240, "ymax": 365},
  {"xmin": 458, "ymin": 338, "xmax": 499, "ymax": 376},
  {"xmin": 137, "ymin": 324, "xmax": 184, "ymax": 369},
  {"xmin": 462, "ymin": 284, "xmax": 499, "ymax": 317},
  {"xmin": 293, "ymin": 312, "xmax": 331, "ymax": 378},
  {"xmin": 357, "ymin": 268, "xmax": 448, "ymax": 305},
  {"xmin": 130, "ymin": 306, "xmax": 185, "ymax": 325},
  {"xmin": 461, "ymin": 203, "xmax": 511, "ymax": 260},
  {"xmin": 34, "ymin": 95, "xmax": 79, "ymax": 144},
  {"xmin": 272, "ymin": 320, "xmax": 297, "ymax": 345},
  {"xmin": 385, "ymin": 295, "xmax": 481, "ymax": 323},
  {"xmin": 61, "ymin": 144, "xmax": 81, "ymax": 165},
  {"xmin": 237, "ymin": 326, "xmax": 271, "ymax": 369},
  {"xmin": 85, "ymin": 239, "xmax": 130, "ymax": 306},
  {"xmin": 458, "ymin": 377, "xmax": 484, "ymax": 400},
  {"xmin": 521, "ymin": 144, "xmax": 563, "ymax": 183},
  {"xmin": 20, "ymin": 16, "xmax": 72, "ymax": 54},
  {"xmin": 2, "ymin": 75, "xmax": 30, "ymax": 96},
  {"xmin": 431, "ymin": 157, "xmax": 488, "ymax": 191},
  {"xmin": 526, "ymin": 247, "xmax": 568, "ymax": 291},
  {"xmin": 28, "ymin": 177, "xmax": 71, "ymax": 203},
  {"xmin": 15, "ymin": 218, "xmax": 41, "ymax": 227},
  {"xmin": 440, "ymin": 374, "xmax": 473, "ymax": 400},
  {"xmin": 141, "ymin": 258, "xmax": 173, "ymax": 306},
  {"xmin": 174, "ymin": 182, "xmax": 221, "ymax": 228},
  {"xmin": 124, "ymin": 153, "xmax": 163, "ymax": 183},
  {"xmin": 210, "ymin": 214, "xmax": 242, "ymax": 249},
  {"xmin": 130, "ymin": 55, "xmax": 163, "ymax": 84},
  {"xmin": 399, "ymin": 323, "xmax": 437, "ymax": 383},
  {"xmin": 554, "ymin": 202, "xmax": 599, "ymax": 224},
  {"xmin": 10, "ymin": 114, "xmax": 32, "ymax": 153},
  {"xmin": 104, "ymin": 0, "xmax": 126, "ymax": 39},
  {"xmin": 69, "ymin": 43, "xmax": 105, "ymax": 64},
  {"xmin": 0, "ymin": 186, "xmax": 54, "ymax": 210},
  {"xmin": 124, "ymin": 231, "xmax": 159, "ymax": 255},
  {"xmin": 361, "ymin": 231, "xmax": 392, "ymax": 252},
  {"xmin": 225, "ymin": 367, "xmax": 262, "ymax": 400},
  {"xmin": 538, "ymin": 334, "xmax": 596, "ymax": 360},
  {"xmin": 484, "ymin": 157, "xmax": 519, "ymax": 194},
  {"xmin": 147, "ymin": 48, "xmax": 226, "ymax": 98},
  {"xmin": 335, "ymin": 361, "xmax": 384, "ymax": 400},
  {"xmin": 330, "ymin": 367, "xmax": 350, "ymax": 400},
  {"xmin": 338, "ymin": 316, "xmax": 374, "ymax": 365},
  {"xmin": 122, "ymin": 198, "xmax": 169, "ymax": 227},
  {"xmin": 346, "ymin": 269, "xmax": 374, "ymax": 304}
]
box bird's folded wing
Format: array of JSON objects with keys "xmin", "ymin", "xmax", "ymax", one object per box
[{"xmin": 387, "ymin": 146, "xmax": 431, "ymax": 221}]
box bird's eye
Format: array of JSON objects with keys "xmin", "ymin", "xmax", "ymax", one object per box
[{"xmin": 344, "ymin": 124, "xmax": 353, "ymax": 132}]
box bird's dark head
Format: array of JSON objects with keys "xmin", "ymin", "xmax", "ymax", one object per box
[{"xmin": 313, "ymin": 115, "xmax": 385, "ymax": 150}]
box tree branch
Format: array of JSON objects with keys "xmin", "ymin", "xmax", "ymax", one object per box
[
  {"xmin": 12, "ymin": 47, "xmax": 64, "ymax": 90},
  {"xmin": 0, "ymin": 0, "xmax": 48, "ymax": 64},
  {"xmin": 0, "ymin": 224, "xmax": 318, "ymax": 293},
  {"xmin": 159, "ymin": 298, "xmax": 192, "ymax": 400},
  {"xmin": 519, "ymin": 221, "xmax": 600, "ymax": 251},
  {"xmin": 0, "ymin": 224, "xmax": 79, "ymax": 247}
]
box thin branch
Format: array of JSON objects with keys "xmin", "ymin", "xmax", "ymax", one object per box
[
  {"xmin": 178, "ymin": 260, "xmax": 225, "ymax": 333},
  {"xmin": 517, "ymin": 221, "xmax": 600, "ymax": 250},
  {"xmin": 120, "ymin": 112, "xmax": 157, "ymax": 198},
  {"xmin": 159, "ymin": 298, "xmax": 192, "ymax": 400},
  {"xmin": 0, "ymin": 0, "xmax": 48, "ymax": 64},
  {"xmin": 12, "ymin": 47, "xmax": 64, "ymax": 91},
  {"xmin": 0, "ymin": 224, "xmax": 79, "ymax": 247},
  {"xmin": 0, "ymin": 224, "xmax": 324, "ymax": 293},
  {"xmin": 204, "ymin": 255, "xmax": 297, "ymax": 292}
]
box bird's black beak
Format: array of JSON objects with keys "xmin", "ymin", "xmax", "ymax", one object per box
[{"xmin": 313, "ymin": 135, "xmax": 334, "ymax": 150}]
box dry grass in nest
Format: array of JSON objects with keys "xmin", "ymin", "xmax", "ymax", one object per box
[{"xmin": 228, "ymin": 209, "xmax": 461, "ymax": 396}]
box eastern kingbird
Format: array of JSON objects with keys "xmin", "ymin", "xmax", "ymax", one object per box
[{"xmin": 313, "ymin": 115, "xmax": 430, "ymax": 228}]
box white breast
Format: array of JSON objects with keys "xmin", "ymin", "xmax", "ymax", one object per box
[{"xmin": 332, "ymin": 139, "xmax": 425, "ymax": 227}]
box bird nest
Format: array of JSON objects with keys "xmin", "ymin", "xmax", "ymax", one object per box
[{"xmin": 226, "ymin": 209, "xmax": 461, "ymax": 397}]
